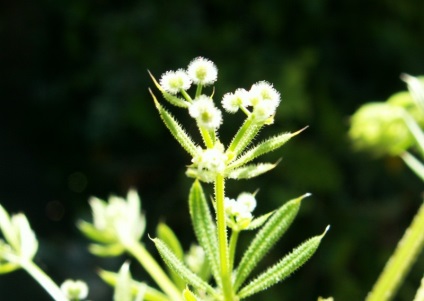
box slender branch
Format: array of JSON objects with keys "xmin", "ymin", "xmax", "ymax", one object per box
[
  {"xmin": 125, "ymin": 241, "xmax": 183, "ymax": 301},
  {"xmin": 228, "ymin": 230, "xmax": 240, "ymax": 272},
  {"xmin": 366, "ymin": 201, "xmax": 424, "ymax": 301}
]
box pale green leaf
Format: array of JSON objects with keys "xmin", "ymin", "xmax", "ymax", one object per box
[
  {"xmin": 402, "ymin": 110, "xmax": 424, "ymax": 157},
  {"xmin": 401, "ymin": 152, "xmax": 424, "ymax": 182},
  {"xmin": 237, "ymin": 226, "xmax": 329, "ymax": 299},
  {"xmin": 413, "ymin": 276, "xmax": 424, "ymax": 301},
  {"xmin": 99, "ymin": 269, "xmax": 169, "ymax": 301},
  {"xmin": 245, "ymin": 211, "xmax": 274, "ymax": 231},
  {"xmin": 228, "ymin": 128, "xmax": 305, "ymax": 170},
  {"xmin": 114, "ymin": 262, "xmax": 132, "ymax": 301},
  {"xmin": 157, "ymin": 222, "xmax": 185, "ymax": 289},
  {"xmin": 152, "ymin": 237, "xmax": 218, "ymax": 298},
  {"xmin": 226, "ymin": 162, "xmax": 278, "ymax": 180},
  {"xmin": 188, "ymin": 181, "xmax": 220, "ymax": 285},
  {"xmin": 89, "ymin": 243, "xmax": 125, "ymax": 257},
  {"xmin": 150, "ymin": 89, "xmax": 199, "ymax": 158},
  {"xmin": 78, "ymin": 220, "xmax": 116, "ymax": 244},
  {"xmin": 183, "ymin": 287, "xmax": 199, "ymax": 301},
  {"xmin": 234, "ymin": 194, "xmax": 308, "ymax": 291},
  {"xmin": 0, "ymin": 205, "xmax": 17, "ymax": 250},
  {"xmin": 227, "ymin": 117, "xmax": 262, "ymax": 160},
  {"xmin": 0, "ymin": 262, "xmax": 20, "ymax": 274}
]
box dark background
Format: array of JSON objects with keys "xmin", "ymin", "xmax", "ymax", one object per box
[{"xmin": 1, "ymin": 0, "xmax": 423, "ymax": 300}]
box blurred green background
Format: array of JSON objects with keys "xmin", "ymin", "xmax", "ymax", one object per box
[{"xmin": 1, "ymin": 0, "xmax": 423, "ymax": 300}]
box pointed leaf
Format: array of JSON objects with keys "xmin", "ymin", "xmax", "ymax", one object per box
[
  {"xmin": 152, "ymin": 237, "xmax": 218, "ymax": 298},
  {"xmin": 89, "ymin": 243, "xmax": 125, "ymax": 257},
  {"xmin": 78, "ymin": 220, "xmax": 117, "ymax": 244},
  {"xmin": 150, "ymin": 89, "xmax": 199, "ymax": 157},
  {"xmin": 183, "ymin": 287, "xmax": 199, "ymax": 301},
  {"xmin": 188, "ymin": 181, "xmax": 220, "ymax": 285},
  {"xmin": 228, "ymin": 128, "xmax": 305, "ymax": 170},
  {"xmin": 99, "ymin": 269, "xmax": 169, "ymax": 301},
  {"xmin": 226, "ymin": 162, "xmax": 278, "ymax": 180},
  {"xmin": 227, "ymin": 117, "xmax": 262, "ymax": 159},
  {"xmin": 401, "ymin": 152, "xmax": 424, "ymax": 182},
  {"xmin": 0, "ymin": 205, "xmax": 17, "ymax": 250},
  {"xmin": 245, "ymin": 211, "xmax": 274, "ymax": 231},
  {"xmin": 238, "ymin": 226, "xmax": 329, "ymax": 299},
  {"xmin": 234, "ymin": 194, "xmax": 308, "ymax": 291},
  {"xmin": 402, "ymin": 110, "xmax": 424, "ymax": 157},
  {"xmin": 114, "ymin": 262, "xmax": 132, "ymax": 301},
  {"xmin": 157, "ymin": 222, "xmax": 185, "ymax": 289}
]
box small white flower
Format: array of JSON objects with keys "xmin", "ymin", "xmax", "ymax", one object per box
[
  {"xmin": 237, "ymin": 192, "xmax": 257, "ymax": 212},
  {"xmin": 252, "ymin": 100, "xmax": 277, "ymax": 123},
  {"xmin": 159, "ymin": 69, "xmax": 191, "ymax": 94},
  {"xmin": 221, "ymin": 88, "xmax": 249, "ymax": 113},
  {"xmin": 224, "ymin": 197, "xmax": 238, "ymax": 215},
  {"xmin": 192, "ymin": 143, "xmax": 227, "ymax": 175},
  {"xmin": 187, "ymin": 57, "xmax": 218, "ymax": 85},
  {"xmin": 60, "ymin": 279, "xmax": 89, "ymax": 300},
  {"xmin": 185, "ymin": 244, "xmax": 205, "ymax": 274},
  {"xmin": 250, "ymin": 81, "xmax": 281, "ymax": 107},
  {"xmin": 188, "ymin": 95, "xmax": 222, "ymax": 130}
]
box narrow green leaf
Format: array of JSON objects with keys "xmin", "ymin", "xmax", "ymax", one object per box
[
  {"xmin": 0, "ymin": 262, "xmax": 20, "ymax": 274},
  {"xmin": 413, "ymin": 276, "xmax": 424, "ymax": 301},
  {"xmin": 148, "ymin": 71, "xmax": 190, "ymax": 108},
  {"xmin": 157, "ymin": 222, "xmax": 186, "ymax": 290},
  {"xmin": 183, "ymin": 287, "xmax": 199, "ymax": 301},
  {"xmin": 228, "ymin": 128, "xmax": 306, "ymax": 170},
  {"xmin": 237, "ymin": 226, "xmax": 329, "ymax": 299},
  {"xmin": 149, "ymin": 89, "xmax": 199, "ymax": 158},
  {"xmin": 88, "ymin": 243, "xmax": 125, "ymax": 257},
  {"xmin": 152, "ymin": 237, "xmax": 218, "ymax": 298},
  {"xmin": 401, "ymin": 152, "xmax": 424, "ymax": 182},
  {"xmin": 114, "ymin": 262, "xmax": 132, "ymax": 301},
  {"xmin": 245, "ymin": 211, "xmax": 274, "ymax": 231},
  {"xmin": 234, "ymin": 194, "xmax": 308, "ymax": 291},
  {"xmin": 99, "ymin": 269, "xmax": 168, "ymax": 301},
  {"xmin": 226, "ymin": 162, "xmax": 278, "ymax": 180},
  {"xmin": 402, "ymin": 110, "xmax": 424, "ymax": 157},
  {"xmin": 77, "ymin": 220, "xmax": 116, "ymax": 244},
  {"xmin": 227, "ymin": 117, "xmax": 262, "ymax": 159},
  {"xmin": 0, "ymin": 205, "xmax": 17, "ymax": 250},
  {"xmin": 188, "ymin": 181, "xmax": 220, "ymax": 286}
]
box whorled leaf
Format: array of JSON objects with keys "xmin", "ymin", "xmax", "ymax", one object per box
[
  {"xmin": 78, "ymin": 220, "xmax": 116, "ymax": 244},
  {"xmin": 226, "ymin": 162, "xmax": 278, "ymax": 180},
  {"xmin": 149, "ymin": 89, "xmax": 199, "ymax": 158},
  {"xmin": 234, "ymin": 194, "xmax": 308, "ymax": 291},
  {"xmin": 99, "ymin": 269, "xmax": 169, "ymax": 301},
  {"xmin": 183, "ymin": 287, "xmax": 199, "ymax": 301},
  {"xmin": 228, "ymin": 128, "xmax": 306, "ymax": 170},
  {"xmin": 152, "ymin": 237, "xmax": 218, "ymax": 298},
  {"xmin": 157, "ymin": 222, "xmax": 186, "ymax": 290},
  {"xmin": 245, "ymin": 211, "xmax": 274, "ymax": 231},
  {"xmin": 227, "ymin": 117, "xmax": 262, "ymax": 160},
  {"xmin": 188, "ymin": 181, "xmax": 220, "ymax": 287},
  {"xmin": 88, "ymin": 243, "xmax": 125, "ymax": 257},
  {"xmin": 237, "ymin": 226, "xmax": 329, "ymax": 299}
]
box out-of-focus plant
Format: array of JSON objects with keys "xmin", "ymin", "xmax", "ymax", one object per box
[
  {"xmin": 0, "ymin": 57, "xmax": 328, "ymax": 301},
  {"xmin": 349, "ymin": 74, "xmax": 424, "ymax": 301}
]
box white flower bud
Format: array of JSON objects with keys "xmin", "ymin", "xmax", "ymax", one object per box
[
  {"xmin": 236, "ymin": 192, "xmax": 257, "ymax": 213},
  {"xmin": 188, "ymin": 95, "xmax": 222, "ymax": 130},
  {"xmin": 159, "ymin": 69, "xmax": 191, "ymax": 94},
  {"xmin": 221, "ymin": 88, "xmax": 249, "ymax": 113},
  {"xmin": 60, "ymin": 279, "xmax": 89, "ymax": 300}
]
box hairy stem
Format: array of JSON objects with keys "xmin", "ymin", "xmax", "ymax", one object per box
[
  {"xmin": 215, "ymin": 174, "xmax": 233, "ymax": 300},
  {"xmin": 366, "ymin": 201, "xmax": 424, "ymax": 301},
  {"xmin": 229, "ymin": 230, "xmax": 240, "ymax": 272}
]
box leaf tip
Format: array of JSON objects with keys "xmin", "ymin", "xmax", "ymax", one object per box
[
  {"xmin": 322, "ymin": 225, "xmax": 331, "ymax": 236},
  {"xmin": 292, "ymin": 125, "xmax": 309, "ymax": 136}
]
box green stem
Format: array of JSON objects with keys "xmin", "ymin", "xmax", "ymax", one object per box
[
  {"xmin": 195, "ymin": 84, "xmax": 203, "ymax": 98},
  {"xmin": 125, "ymin": 241, "xmax": 183, "ymax": 301},
  {"xmin": 229, "ymin": 230, "xmax": 240, "ymax": 272},
  {"xmin": 366, "ymin": 201, "xmax": 424, "ymax": 301},
  {"xmin": 180, "ymin": 89, "xmax": 193, "ymax": 103},
  {"xmin": 215, "ymin": 174, "xmax": 233, "ymax": 300},
  {"xmin": 200, "ymin": 126, "xmax": 214, "ymax": 148},
  {"xmin": 20, "ymin": 259, "xmax": 67, "ymax": 301}
]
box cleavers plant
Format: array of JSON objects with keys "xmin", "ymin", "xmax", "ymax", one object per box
[{"xmin": 0, "ymin": 57, "xmax": 328, "ymax": 301}]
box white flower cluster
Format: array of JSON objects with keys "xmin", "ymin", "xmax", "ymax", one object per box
[
  {"xmin": 222, "ymin": 81, "xmax": 281, "ymax": 122},
  {"xmin": 184, "ymin": 244, "xmax": 206, "ymax": 274},
  {"xmin": 191, "ymin": 143, "xmax": 227, "ymax": 182},
  {"xmin": 89, "ymin": 189, "xmax": 145, "ymax": 245},
  {"xmin": 159, "ymin": 57, "xmax": 218, "ymax": 95},
  {"xmin": 224, "ymin": 192, "xmax": 257, "ymax": 230},
  {"xmin": 60, "ymin": 279, "xmax": 89, "ymax": 300},
  {"xmin": 188, "ymin": 95, "xmax": 222, "ymax": 130}
]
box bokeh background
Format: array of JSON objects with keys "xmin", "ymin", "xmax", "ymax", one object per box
[{"xmin": 1, "ymin": 0, "xmax": 424, "ymax": 300}]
